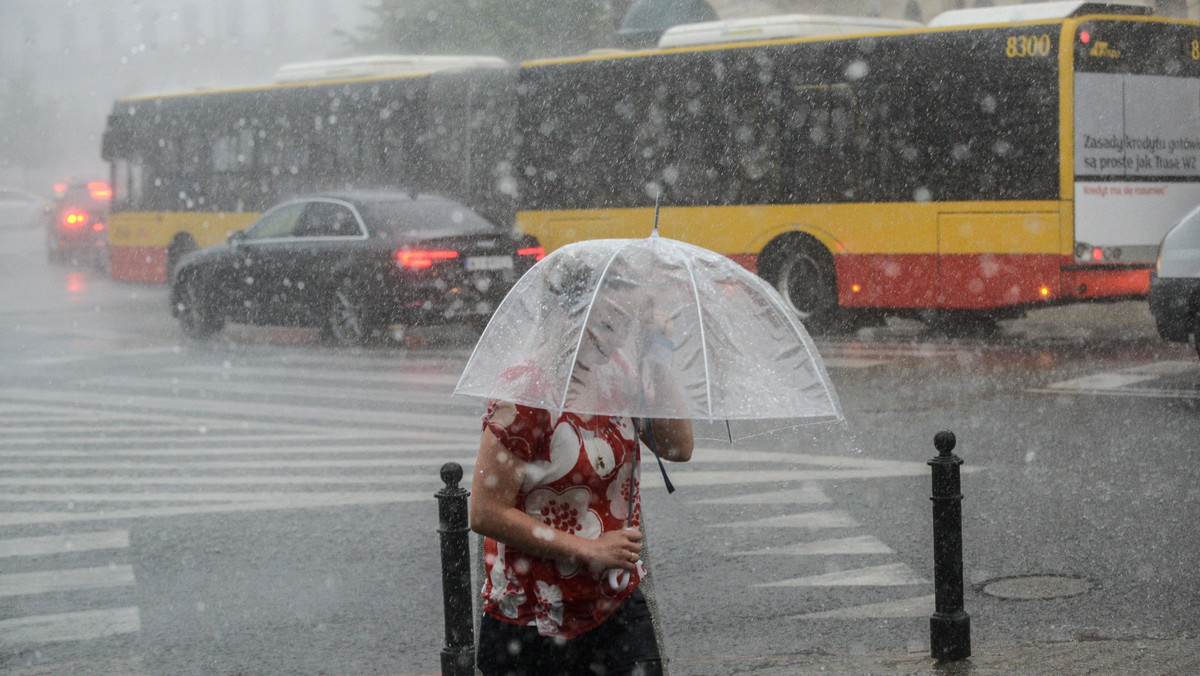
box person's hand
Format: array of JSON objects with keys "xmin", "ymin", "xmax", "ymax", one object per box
[{"xmin": 579, "ymin": 528, "xmax": 642, "ymax": 573}]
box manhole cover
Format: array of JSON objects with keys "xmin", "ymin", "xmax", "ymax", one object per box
[{"xmin": 981, "ymin": 575, "xmax": 1092, "ymax": 600}]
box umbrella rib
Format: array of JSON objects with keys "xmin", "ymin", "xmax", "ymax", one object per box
[
  {"xmin": 739, "ymin": 267, "xmax": 844, "ymax": 419},
  {"xmin": 680, "ymin": 253, "xmax": 715, "ymax": 421},
  {"xmin": 556, "ymin": 242, "xmax": 625, "ymax": 412}
]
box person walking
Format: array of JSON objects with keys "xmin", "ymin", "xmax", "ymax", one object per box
[{"xmin": 469, "ymin": 261, "xmax": 693, "ymax": 676}]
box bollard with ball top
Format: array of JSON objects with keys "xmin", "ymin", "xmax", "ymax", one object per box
[
  {"xmin": 437, "ymin": 462, "xmax": 475, "ymax": 675},
  {"xmin": 929, "ymin": 430, "xmax": 971, "ymax": 662}
]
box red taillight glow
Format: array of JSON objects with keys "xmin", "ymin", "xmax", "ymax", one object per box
[
  {"xmin": 87, "ymin": 182, "xmax": 113, "ymax": 200},
  {"xmin": 1092, "ymin": 247, "xmax": 1104, "ymax": 261},
  {"xmin": 1080, "ymin": 31, "xmax": 1090, "ymax": 44},
  {"xmin": 61, "ymin": 209, "xmax": 89, "ymax": 229},
  {"xmin": 518, "ymin": 246, "xmax": 546, "ymax": 261},
  {"xmin": 396, "ymin": 249, "xmax": 459, "ymax": 269},
  {"xmin": 93, "ymin": 222, "xmax": 106, "ymax": 232}
]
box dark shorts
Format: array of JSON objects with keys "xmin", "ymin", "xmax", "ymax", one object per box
[{"xmin": 476, "ymin": 588, "xmax": 662, "ymax": 676}]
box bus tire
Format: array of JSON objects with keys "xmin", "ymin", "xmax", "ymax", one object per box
[
  {"xmin": 166, "ymin": 234, "xmax": 198, "ymax": 279},
  {"xmin": 176, "ymin": 273, "xmax": 224, "ymax": 340},
  {"xmin": 325, "ymin": 278, "xmax": 384, "ymax": 346},
  {"xmin": 767, "ymin": 237, "xmax": 840, "ymax": 331}
]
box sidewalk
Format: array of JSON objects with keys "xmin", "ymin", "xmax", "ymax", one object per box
[{"xmin": 666, "ymin": 636, "xmax": 1200, "ymax": 675}]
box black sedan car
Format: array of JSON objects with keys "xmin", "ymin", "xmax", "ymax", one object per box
[{"xmin": 169, "ymin": 192, "xmax": 543, "ymax": 344}]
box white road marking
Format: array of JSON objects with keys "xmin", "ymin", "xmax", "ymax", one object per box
[
  {"xmin": 793, "ymin": 594, "xmax": 936, "ymax": 619},
  {"xmin": 689, "ymin": 483, "xmax": 830, "ymax": 505},
  {"xmin": 820, "ymin": 358, "xmax": 887, "ymax": 369},
  {"xmin": 0, "ymin": 607, "xmax": 142, "ymax": 646},
  {"xmin": 0, "ymin": 388, "xmax": 480, "ymax": 430},
  {"xmin": 170, "ymin": 364, "xmax": 466, "ymax": 388},
  {"xmin": 731, "ymin": 535, "xmax": 894, "ymax": 556},
  {"xmin": 83, "ymin": 375, "xmax": 471, "ymax": 409},
  {"xmin": 0, "ymin": 531, "xmax": 131, "ymax": 558},
  {"xmin": 0, "ymin": 457, "xmax": 476, "ymax": 471},
  {"xmin": 0, "ymin": 491, "xmax": 429, "ymax": 527},
  {"xmin": 668, "ymin": 467, "xmax": 927, "ymax": 486},
  {"xmin": 755, "ymin": 563, "xmax": 928, "ymax": 587},
  {"xmin": 0, "ymin": 565, "xmax": 136, "ymax": 597},
  {"xmin": 1035, "ymin": 361, "xmax": 1198, "ymax": 398},
  {"xmin": 708, "ymin": 511, "xmax": 860, "ymax": 529},
  {"xmin": 0, "ymin": 490, "xmax": 434, "ymax": 503},
  {"xmin": 0, "ymin": 473, "xmax": 471, "ymax": 487},
  {"xmin": 0, "ymin": 440, "xmax": 476, "ymax": 458}
]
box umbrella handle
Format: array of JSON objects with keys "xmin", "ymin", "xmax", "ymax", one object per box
[{"xmin": 605, "ymin": 568, "xmax": 631, "ymax": 591}]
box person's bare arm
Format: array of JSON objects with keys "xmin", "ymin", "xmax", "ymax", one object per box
[
  {"xmin": 639, "ymin": 417, "xmax": 693, "ymax": 462},
  {"xmin": 469, "ymin": 426, "xmax": 643, "ymax": 572}
]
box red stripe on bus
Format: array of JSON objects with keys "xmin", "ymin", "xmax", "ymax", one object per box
[{"xmin": 110, "ymin": 247, "xmax": 167, "ymax": 284}]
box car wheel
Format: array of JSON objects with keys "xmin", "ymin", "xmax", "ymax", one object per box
[
  {"xmin": 326, "ymin": 279, "xmax": 383, "ymax": 346},
  {"xmin": 166, "ymin": 234, "xmax": 197, "ymax": 278},
  {"xmin": 771, "ymin": 239, "xmax": 841, "ymax": 332},
  {"xmin": 176, "ymin": 274, "xmax": 224, "ymax": 340}
]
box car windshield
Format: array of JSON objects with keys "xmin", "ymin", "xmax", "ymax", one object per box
[{"xmin": 357, "ymin": 198, "xmax": 501, "ymax": 235}]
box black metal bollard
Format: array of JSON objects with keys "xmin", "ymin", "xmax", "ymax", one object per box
[
  {"xmin": 929, "ymin": 430, "xmax": 971, "ymax": 662},
  {"xmin": 437, "ymin": 462, "xmax": 475, "ymax": 675}
]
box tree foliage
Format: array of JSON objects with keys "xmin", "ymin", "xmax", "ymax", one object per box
[{"xmin": 342, "ymin": 0, "xmax": 632, "ymax": 61}]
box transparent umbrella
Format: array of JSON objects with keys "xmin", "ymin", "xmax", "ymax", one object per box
[{"xmin": 453, "ymin": 232, "xmax": 843, "ymax": 440}]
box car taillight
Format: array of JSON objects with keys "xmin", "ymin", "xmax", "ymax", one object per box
[
  {"xmin": 93, "ymin": 222, "xmax": 106, "ymax": 232},
  {"xmin": 518, "ymin": 246, "xmax": 546, "ymax": 261},
  {"xmin": 396, "ymin": 249, "xmax": 459, "ymax": 269},
  {"xmin": 88, "ymin": 182, "xmax": 113, "ymax": 200},
  {"xmin": 61, "ymin": 209, "xmax": 89, "ymax": 229}
]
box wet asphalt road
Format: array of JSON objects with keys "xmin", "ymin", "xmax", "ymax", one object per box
[{"xmin": 1, "ymin": 223, "xmax": 1198, "ymax": 675}]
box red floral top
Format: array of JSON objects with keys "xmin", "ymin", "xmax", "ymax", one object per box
[{"xmin": 479, "ymin": 398, "xmax": 644, "ymax": 639}]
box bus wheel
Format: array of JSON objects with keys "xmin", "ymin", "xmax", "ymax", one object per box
[
  {"xmin": 176, "ymin": 274, "xmax": 224, "ymax": 340},
  {"xmin": 772, "ymin": 240, "xmax": 838, "ymax": 330},
  {"xmin": 166, "ymin": 234, "xmax": 197, "ymax": 278},
  {"xmin": 326, "ymin": 279, "xmax": 383, "ymax": 346}
]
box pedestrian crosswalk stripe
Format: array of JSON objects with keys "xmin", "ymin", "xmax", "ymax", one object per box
[
  {"xmin": 793, "ymin": 594, "xmax": 936, "ymax": 619},
  {"xmin": 708, "ymin": 511, "xmax": 859, "ymax": 529},
  {"xmin": 668, "ymin": 467, "xmax": 928, "ymax": 487},
  {"xmin": 0, "ymin": 491, "xmax": 430, "ymax": 527},
  {"xmin": 80, "ymin": 375, "xmax": 472, "ymax": 410},
  {"xmin": 0, "ymin": 457, "xmax": 475, "ymax": 471},
  {"xmin": 0, "ymin": 440, "xmax": 476, "ymax": 458},
  {"xmin": 0, "ymin": 531, "xmax": 130, "ymax": 558},
  {"xmin": 0, "ymin": 473, "xmax": 469, "ymax": 487},
  {"xmin": 755, "ymin": 563, "xmax": 928, "ymax": 587},
  {"xmin": 731, "ymin": 535, "xmax": 894, "ymax": 556},
  {"xmin": 0, "ymin": 565, "xmax": 136, "ymax": 597},
  {"xmin": 0, "ymin": 607, "xmax": 141, "ymax": 647},
  {"xmin": 171, "ymin": 364, "xmax": 466, "ymax": 388},
  {"xmin": 0, "ymin": 490, "xmax": 439, "ymax": 503},
  {"xmin": 0, "ymin": 388, "xmax": 480, "ymax": 430},
  {"xmin": 689, "ymin": 483, "xmax": 830, "ymax": 505}
]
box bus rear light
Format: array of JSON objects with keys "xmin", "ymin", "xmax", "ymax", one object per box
[
  {"xmin": 1092, "ymin": 247, "xmax": 1104, "ymax": 261},
  {"xmin": 851, "ymin": 283, "xmax": 861, "ymax": 293},
  {"xmin": 518, "ymin": 246, "xmax": 546, "ymax": 261},
  {"xmin": 396, "ymin": 249, "xmax": 458, "ymax": 269},
  {"xmin": 1080, "ymin": 31, "xmax": 1091, "ymax": 44},
  {"xmin": 61, "ymin": 209, "xmax": 89, "ymax": 229},
  {"xmin": 1039, "ymin": 286, "xmax": 1051, "ymax": 298}
]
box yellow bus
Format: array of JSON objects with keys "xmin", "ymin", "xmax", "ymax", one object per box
[
  {"xmin": 511, "ymin": 3, "xmax": 1200, "ymax": 328},
  {"xmin": 102, "ymin": 4, "xmax": 1200, "ymax": 331},
  {"xmin": 101, "ymin": 55, "xmax": 513, "ymax": 282}
]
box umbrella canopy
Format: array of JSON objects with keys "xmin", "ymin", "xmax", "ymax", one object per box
[{"xmin": 454, "ymin": 235, "xmax": 842, "ymax": 438}]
